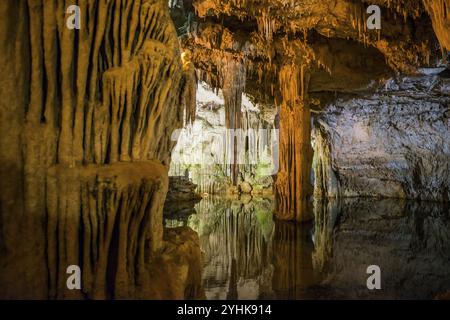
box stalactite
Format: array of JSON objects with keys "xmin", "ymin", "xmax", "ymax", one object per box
[
  {"xmin": 423, "ymin": 0, "xmax": 450, "ymax": 54},
  {"xmin": 222, "ymin": 58, "xmax": 246, "ymax": 185},
  {"xmin": 182, "ymin": 50, "xmax": 198, "ymax": 125},
  {"xmin": 257, "ymin": 9, "xmax": 277, "ymax": 43},
  {"xmin": 272, "ymin": 221, "xmax": 315, "ymax": 299}
]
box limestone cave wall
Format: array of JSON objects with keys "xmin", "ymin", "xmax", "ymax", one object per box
[{"xmin": 313, "ymin": 73, "xmax": 450, "ymax": 201}]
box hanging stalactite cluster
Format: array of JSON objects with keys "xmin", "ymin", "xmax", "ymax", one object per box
[{"xmin": 423, "ymin": 0, "xmax": 450, "ymax": 54}]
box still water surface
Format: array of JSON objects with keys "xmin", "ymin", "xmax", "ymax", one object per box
[{"xmin": 166, "ymin": 196, "xmax": 450, "ymax": 299}]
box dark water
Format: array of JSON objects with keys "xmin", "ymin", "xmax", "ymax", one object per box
[{"xmin": 165, "ymin": 196, "xmax": 450, "ymax": 299}]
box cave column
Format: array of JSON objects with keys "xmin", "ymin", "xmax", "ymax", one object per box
[
  {"xmin": 222, "ymin": 58, "xmax": 246, "ymax": 186},
  {"xmin": 275, "ymin": 64, "xmax": 313, "ymax": 222}
]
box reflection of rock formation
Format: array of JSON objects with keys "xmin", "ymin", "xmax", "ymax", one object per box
[
  {"xmin": 272, "ymin": 221, "xmax": 316, "ymax": 299},
  {"xmin": 313, "ymin": 75, "xmax": 450, "ymax": 201},
  {"xmin": 274, "ymin": 65, "xmax": 314, "ymax": 222},
  {"xmin": 311, "ymin": 200, "xmax": 339, "ymax": 274},
  {"xmin": 182, "ymin": 196, "xmax": 450, "ymax": 300},
  {"xmin": 0, "ymin": 0, "xmax": 201, "ymax": 299},
  {"xmin": 313, "ymin": 199, "xmax": 450, "ymax": 299},
  {"xmin": 189, "ymin": 196, "xmax": 317, "ymax": 299},
  {"xmin": 189, "ymin": 196, "xmax": 275, "ymax": 299}
]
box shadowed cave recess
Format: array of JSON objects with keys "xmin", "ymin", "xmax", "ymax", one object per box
[{"xmin": 0, "ymin": 0, "xmax": 449, "ymax": 300}]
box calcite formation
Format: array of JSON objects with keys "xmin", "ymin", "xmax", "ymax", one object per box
[
  {"xmin": 46, "ymin": 162, "xmax": 169, "ymax": 299},
  {"xmin": 0, "ymin": 0, "xmax": 200, "ymax": 299},
  {"xmin": 423, "ymin": 0, "xmax": 450, "ymax": 53}
]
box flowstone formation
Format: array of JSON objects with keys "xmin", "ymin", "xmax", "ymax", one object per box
[
  {"xmin": 0, "ymin": 0, "xmax": 201, "ymax": 299},
  {"xmin": 173, "ymin": 0, "xmax": 447, "ymax": 221}
]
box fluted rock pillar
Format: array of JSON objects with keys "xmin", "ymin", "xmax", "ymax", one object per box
[{"xmin": 274, "ymin": 64, "xmax": 313, "ymax": 222}]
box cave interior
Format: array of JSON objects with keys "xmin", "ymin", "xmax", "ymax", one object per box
[{"xmin": 0, "ymin": 0, "xmax": 449, "ymax": 300}]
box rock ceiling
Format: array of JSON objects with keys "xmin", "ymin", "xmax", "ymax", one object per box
[{"xmin": 177, "ymin": 0, "xmax": 449, "ymax": 104}]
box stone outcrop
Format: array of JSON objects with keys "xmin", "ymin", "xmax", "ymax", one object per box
[
  {"xmin": 313, "ymin": 73, "xmax": 450, "ymax": 201},
  {"xmin": 0, "ymin": 0, "xmax": 201, "ymax": 299},
  {"xmin": 164, "ymin": 176, "xmax": 202, "ymax": 222},
  {"xmin": 167, "ymin": 176, "xmax": 202, "ymax": 201}
]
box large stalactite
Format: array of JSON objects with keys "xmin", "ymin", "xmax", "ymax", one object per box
[{"xmin": 423, "ymin": 0, "xmax": 450, "ymax": 53}]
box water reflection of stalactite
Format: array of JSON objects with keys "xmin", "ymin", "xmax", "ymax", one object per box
[
  {"xmin": 186, "ymin": 196, "xmax": 450, "ymax": 299},
  {"xmin": 312, "ymin": 199, "xmax": 339, "ymax": 274},
  {"xmin": 272, "ymin": 221, "xmax": 316, "ymax": 299},
  {"xmin": 227, "ymin": 258, "xmax": 238, "ymax": 300},
  {"xmin": 190, "ymin": 196, "xmax": 274, "ymax": 299}
]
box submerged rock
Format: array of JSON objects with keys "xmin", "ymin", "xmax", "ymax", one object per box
[
  {"xmin": 167, "ymin": 176, "xmax": 203, "ymax": 202},
  {"xmin": 313, "ymin": 75, "xmax": 450, "ymax": 201}
]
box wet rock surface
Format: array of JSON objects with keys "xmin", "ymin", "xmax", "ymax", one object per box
[
  {"xmin": 313, "ymin": 74, "xmax": 450, "ymax": 201},
  {"xmin": 167, "ymin": 176, "xmax": 203, "ymax": 202}
]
